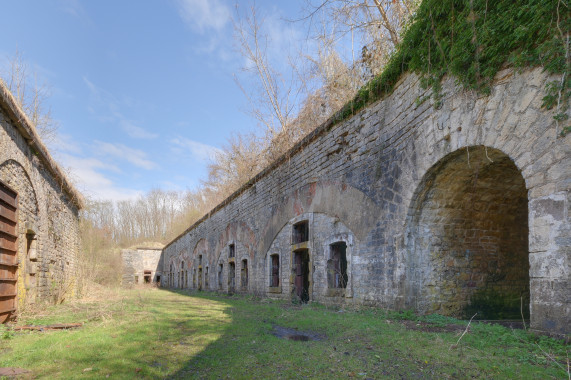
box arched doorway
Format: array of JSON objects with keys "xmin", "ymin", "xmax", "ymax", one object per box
[{"xmin": 406, "ymin": 146, "xmax": 529, "ymax": 320}]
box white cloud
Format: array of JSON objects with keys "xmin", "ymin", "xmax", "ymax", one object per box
[
  {"xmin": 49, "ymin": 133, "xmax": 83, "ymax": 155},
  {"xmin": 95, "ymin": 141, "xmax": 158, "ymax": 170},
  {"xmin": 176, "ymin": 0, "xmax": 231, "ymax": 33},
  {"xmin": 83, "ymin": 76, "xmax": 121, "ymax": 117},
  {"xmin": 59, "ymin": 153, "xmax": 140, "ymax": 202},
  {"xmin": 120, "ymin": 120, "xmax": 159, "ymax": 140},
  {"xmin": 60, "ymin": 0, "xmax": 87, "ymax": 18},
  {"xmin": 83, "ymin": 77, "xmax": 158, "ymax": 140},
  {"xmin": 170, "ymin": 137, "xmax": 221, "ymax": 162}
]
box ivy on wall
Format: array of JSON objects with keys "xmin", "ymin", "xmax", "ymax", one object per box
[{"xmin": 337, "ymin": 0, "xmax": 570, "ymax": 135}]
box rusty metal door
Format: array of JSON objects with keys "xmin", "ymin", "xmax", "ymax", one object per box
[{"xmin": 0, "ymin": 182, "xmax": 18, "ymax": 323}]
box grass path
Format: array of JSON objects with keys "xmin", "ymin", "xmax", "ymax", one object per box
[{"xmin": 0, "ymin": 288, "xmax": 568, "ymax": 379}]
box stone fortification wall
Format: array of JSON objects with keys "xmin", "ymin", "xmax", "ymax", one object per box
[
  {"xmin": 121, "ymin": 248, "xmax": 164, "ymax": 286},
  {"xmin": 163, "ymin": 68, "xmax": 570, "ymax": 335},
  {"xmin": 0, "ymin": 81, "xmax": 82, "ymax": 316}
]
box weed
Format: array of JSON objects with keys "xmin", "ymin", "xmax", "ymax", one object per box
[
  {"xmin": 0, "ymin": 324, "xmax": 13, "ymax": 340},
  {"xmin": 422, "ymin": 313, "xmax": 463, "ymax": 327}
]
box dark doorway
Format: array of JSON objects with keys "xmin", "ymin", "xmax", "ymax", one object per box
[
  {"xmin": 241, "ymin": 260, "xmax": 248, "ymax": 290},
  {"xmin": 293, "ymin": 249, "xmax": 310, "ymax": 303},
  {"xmin": 328, "ymin": 242, "xmax": 348, "ymax": 289},
  {"xmin": 143, "ymin": 270, "xmax": 152, "ymax": 284},
  {"xmin": 218, "ymin": 264, "xmax": 223, "ymax": 290},
  {"xmin": 270, "ymin": 254, "xmax": 280, "ymax": 287},
  {"xmin": 228, "ymin": 262, "xmax": 236, "ymax": 293}
]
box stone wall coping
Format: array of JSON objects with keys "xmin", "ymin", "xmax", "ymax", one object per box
[{"xmin": 0, "ymin": 80, "xmax": 84, "ymax": 209}]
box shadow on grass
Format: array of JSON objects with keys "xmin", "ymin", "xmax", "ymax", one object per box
[
  {"xmin": 162, "ymin": 289, "xmax": 464, "ymax": 379},
  {"xmin": 162, "ymin": 289, "xmax": 570, "ymax": 380}
]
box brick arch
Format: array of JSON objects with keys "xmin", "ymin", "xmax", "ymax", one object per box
[
  {"xmin": 258, "ymin": 181, "xmax": 381, "ymax": 258},
  {"xmin": 404, "ymin": 146, "xmax": 529, "ymax": 319},
  {"xmin": 211, "ymin": 222, "xmax": 256, "ymax": 293},
  {"xmin": 192, "ymin": 238, "xmax": 209, "ymax": 258},
  {"xmin": 262, "ymin": 211, "xmax": 357, "ymax": 303},
  {"xmin": 0, "ymin": 159, "xmax": 40, "ymax": 308},
  {"xmin": 214, "ymin": 222, "xmax": 256, "ymax": 264},
  {"xmin": 192, "ymin": 239, "xmax": 209, "ymax": 290},
  {"xmin": 391, "ymin": 69, "xmax": 568, "ymax": 333},
  {"xmin": 0, "ymin": 159, "xmax": 39, "ymax": 218},
  {"xmin": 167, "ymin": 257, "xmax": 178, "ymax": 288}
]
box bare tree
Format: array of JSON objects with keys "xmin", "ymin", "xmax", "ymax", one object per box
[
  {"xmin": 1, "ymin": 50, "xmax": 58, "ymax": 143},
  {"xmin": 233, "ymin": 4, "xmax": 307, "ymax": 140},
  {"xmin": 203, "ymin": 132, "xmax": 267, "ymax": 201},
  {"xmin": 201, "ymin": 1, "xmax": 418, "ymax": 212},
  {"xmin": 302, "ymin": 0, "xmax": 418, "ymax": 79},
  {"xmin": 78, "ymin": 199, "xmax": 121, "ymax": 288}
]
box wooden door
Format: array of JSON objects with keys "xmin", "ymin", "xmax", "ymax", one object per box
[
  {"xmin": 294, "ymin": 250, "xmax": 309, "ymax": 303},
  {"xmin": 0, "ymin": 182, "xmax": 17, "ymax": 323}
]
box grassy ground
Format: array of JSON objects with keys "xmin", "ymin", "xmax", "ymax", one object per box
[{"xmin": 0, "ymin": 288, "xmax": 568, "ymax": 379}]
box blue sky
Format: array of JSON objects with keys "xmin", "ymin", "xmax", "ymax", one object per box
[{"xmin": 1, "ymin": 0, "xmax": 308, "ymax": 202}]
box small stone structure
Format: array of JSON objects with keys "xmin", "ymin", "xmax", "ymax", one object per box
[
  {"xmin": 163, "ymin": 68, "xmax": 570, "ymax": 336},
  {"xmin": 121, "ymin": 244, "xmax": 164, "ymax": 286},
  {"xmin": 0, "ymin": 81, "xmax": 83, "ymax": 322}
]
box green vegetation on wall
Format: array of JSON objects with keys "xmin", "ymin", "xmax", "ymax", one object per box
[{"xmin": 338, "ymin": 0, "xmax": 570, "ymax": 134}]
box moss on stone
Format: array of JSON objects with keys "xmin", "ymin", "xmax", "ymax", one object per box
[
  {"xmin": 338, "ymin": 0, "xmax": 569, "ymax": 122},
  {"xmin": 464, "ymin": 288, "xmax": 531, "ymax": 320}
]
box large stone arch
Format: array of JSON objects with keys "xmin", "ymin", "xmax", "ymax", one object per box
[
  {"xmin": 192, "ymin": 239, "xmax": 209, "ymax": 290},
  {"xmin": 404, "ymin": 146, "xmax": 529, "ymax": 319},
  {"xmin": 393, "ymin": 68, "xmax": 569, "ymax": 333},
  {"xmin": 258, "ymin": 181, "xmax": 381, "ymax": 257},
  {"xmin": 257, "ymin": 181, "xmax": 378, "ymax": 301},
  {"xmin": 0, "ymin": 159, "xmax": 40, "ymax": 308},
  {"xmin": 262, "ymin": 211, "xmax": 359, "ymax": 304},
  {"xmin": 167, "ymin": 258, "xmax": 178, "ymax": 288},
  {"xmin": 212, "ymin": 222, "xmax": 256, "ymax": 293}
]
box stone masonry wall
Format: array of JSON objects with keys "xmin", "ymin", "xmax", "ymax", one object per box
[
  {"xmin": 0, "ymin": 84, "xmax": 82, "ymax": 312},
  {"xmin": 121, "ymin": 248, "xmax": 163, "ymax": 286},
  {"xmin": 163, "ymin": 68, "xmax": 570, "ymax": 335}
]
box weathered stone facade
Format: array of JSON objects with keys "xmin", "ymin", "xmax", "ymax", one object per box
[
  {"xmin": 121, "ymin": 246, "xmax": 164, "ymax": 286},
  {"xmin": 163, "ymin": 68, "xmax": 570, "ymax": 335},
  {"xmin": 0, "ymin": 81, "xmax": 82, "ymax": 321}
]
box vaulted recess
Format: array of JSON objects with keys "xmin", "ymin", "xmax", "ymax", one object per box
[{"xmin": 406, "ymin": 146, "xmax": 529, "ymax": 320}]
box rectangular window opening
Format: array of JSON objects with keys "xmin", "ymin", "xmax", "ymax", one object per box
[
  {"xmin": 218, "ymin": 264, "xmax": 223, "ymax": 289},
  {"xmin": 228, "ymin": 262, "xmax": 236, "ymax": 292},
  {"xmin": 229, "ymin": 244, "xmax": 235, "ymax": 258},
  {"xmin": 328, "ymin": 242, "xmax": 348, "ymax": 289},
  {"xmin": 270, "ymin": 254, "xmax": 280, "ymax": 287},
  {"xmin": 292, "ymin": 220, "xmax": 309, "ymax": 244},
  {"xmin": 241, "ymin": 259, "xmax": 248, "ymax": 289}
]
